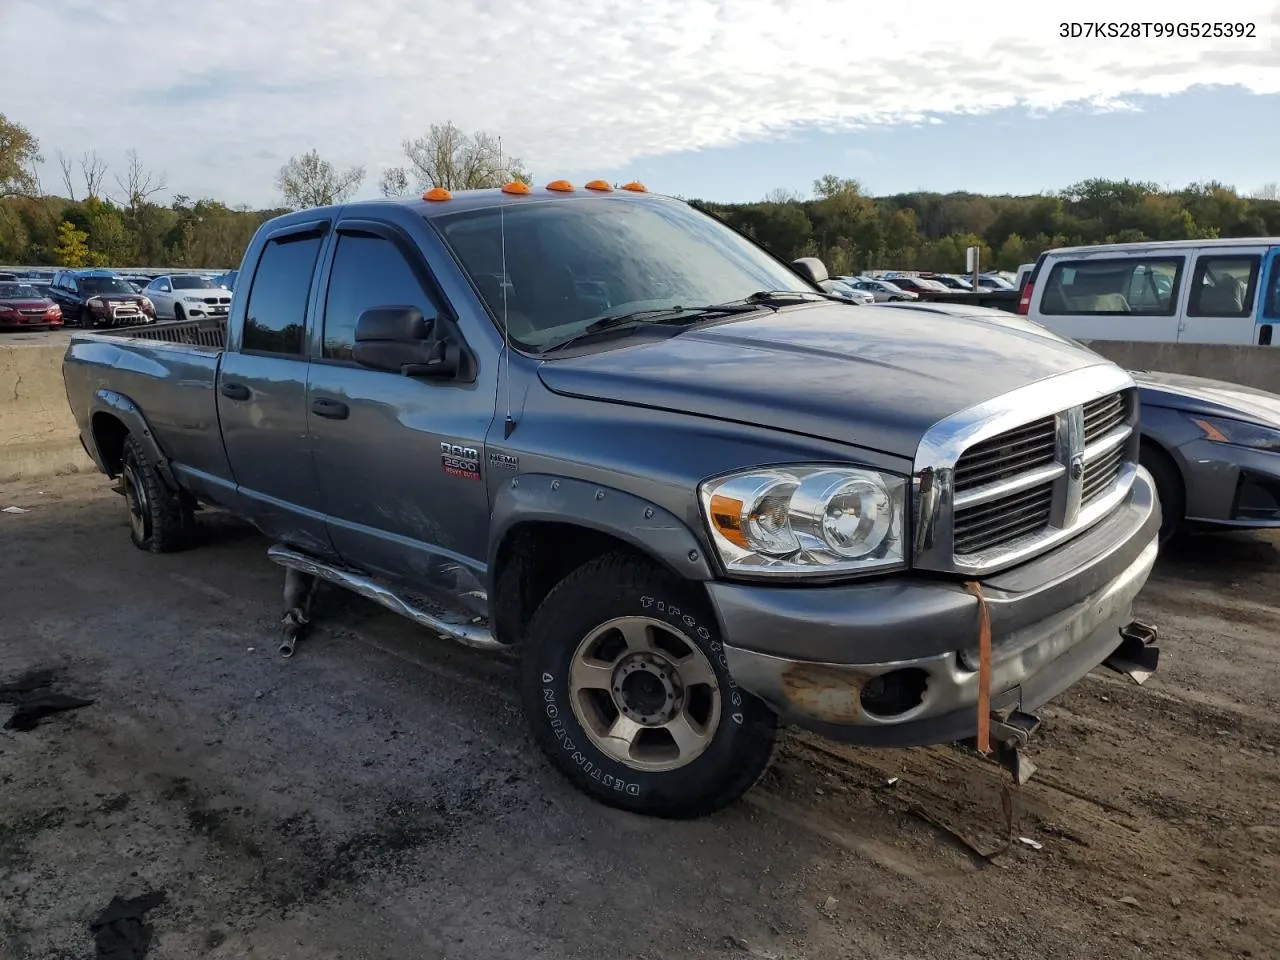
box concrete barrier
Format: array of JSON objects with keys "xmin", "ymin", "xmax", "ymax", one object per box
[
  {"xmin": 0, "ymin": 339, "xmax": 94, "ymax": 484},
  {"xmin": 1080, "ymin": 340, "xmax": 1280, "ymax": 394}
]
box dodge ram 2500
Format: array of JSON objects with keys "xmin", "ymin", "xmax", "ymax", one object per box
[{"xmin": 62, "ymin": 181, "xmax": 1161, "ymax": 818}]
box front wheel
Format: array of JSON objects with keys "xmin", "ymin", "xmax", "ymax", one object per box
[{"xmin": 520, "ymin": 552, "xmax": 779, "ymax": 818}]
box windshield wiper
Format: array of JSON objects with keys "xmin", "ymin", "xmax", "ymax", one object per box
[
  {"xmin": 733, "ymin": 289, "xmax": 851, "ymax": 306},
  {"xmin": 542, "ymin": 303, "xmax": 763, "ymax": 353}
]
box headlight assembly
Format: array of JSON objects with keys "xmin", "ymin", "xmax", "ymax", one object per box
[
  {"xmin": 1190, "ymin": 415, "xmax": 1280, "ymax": 452},
  {"xmin": 698, "ymin": 466, "xmax": 907, "ymax": 577}
]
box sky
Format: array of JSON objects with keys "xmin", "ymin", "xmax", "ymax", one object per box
[{"xmin": 3, "ymin": 0, "xmax": 1280, "ymax": 208}]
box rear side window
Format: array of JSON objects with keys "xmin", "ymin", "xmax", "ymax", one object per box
[
  {"xmin": 321, "ymin": 233, "xmax": 440, "ymax": 362},
  {"xmin": 1186, "ymin": 255, "xmax": 1261, "ymax": 319},
  {"xmin": 1039, "ymin": 257, "xmax": 1183, "ymax": 316},
  {"xmin": 242, "ymin": 233, "xmax": 323, "ymax": 355}
]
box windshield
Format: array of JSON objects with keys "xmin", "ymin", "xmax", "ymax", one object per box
[
  {"xmin": 433, "ymin": 197, "xmax": 814, "ymax": 350},
  {"xmin": 81, "ymin": 277, "xmax": 136, "ymax": 296},
  {"xmin": 172, "ymin": 275, "xmax": 217, "ymax": 290},
  {"xmin": 0, "ymin": 283, "xmax": 41, "ymax": 299}
]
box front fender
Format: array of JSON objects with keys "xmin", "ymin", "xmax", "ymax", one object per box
[
  {"xmin": 487, "ymin": 474, "xmax": 716, "ymax": 581},
  {"xmin": 89, "ymin": 388, "xmax": 179, "ymax": 489}
]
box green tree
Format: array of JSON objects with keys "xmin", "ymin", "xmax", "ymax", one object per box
[
  {"xmin": 53, "ymin": 220, "xmax": 89, "ymax": 266},
  {"xmin": 0, "ymin": 113, "xmax": 43, "ymax": 198}
]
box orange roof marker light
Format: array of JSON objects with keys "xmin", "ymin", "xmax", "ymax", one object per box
[
  {"xmin": 546, "ymin": 179, "xmax": 575, "ymax": 192},
  {"xmin": 585, "ymin": 179, "xmax": 613, "ymax": 192},
  {"xmin": 422, "ymin": 187, "xmax": 452, "ymax": 201},
  {"xmin": 501, "ymin": 180, "xmax": 532, "ymax": 195},
  {"xmin": 620, "ymin": 181, "xmax": 648, "ymax": 193}
]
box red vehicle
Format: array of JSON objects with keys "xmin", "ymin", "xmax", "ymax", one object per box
[{"xmin": 0, "ymin": 281, "xmax": 63, "ymax": 331}]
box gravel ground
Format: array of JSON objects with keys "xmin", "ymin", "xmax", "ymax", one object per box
[{"xmin": 2, "ymin": 472, "xmax": 1278, "ymax": 960}]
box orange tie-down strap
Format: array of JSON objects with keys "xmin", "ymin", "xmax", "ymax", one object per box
[{"xmin": 965, "ymin": 581, "xmax": 992, "ymax": 755}]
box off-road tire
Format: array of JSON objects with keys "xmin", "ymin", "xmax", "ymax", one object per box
[
  {"xmin": 519, "ymin": 551, "xmax": 780, "ymax": 818},
  {"xmin": 121, "ymin": 433, "xmax": 194, "ymax": 553},
  {"xmin": 1140, "ymin": 440, "xmax": 1184, "ymax": 546}
]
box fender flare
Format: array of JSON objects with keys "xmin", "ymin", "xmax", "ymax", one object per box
[
  {"xmin": 89, "ymin": 389, "xmax": 179, "ymax": 490},
  {"xmin": 487, "ymin": 474, "xmax": 716, "ymax": 583}
]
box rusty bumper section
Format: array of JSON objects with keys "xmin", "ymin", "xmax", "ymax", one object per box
[{"xmin": 720, "ymin": 533, "xmax": 1159, "ymax": 749}]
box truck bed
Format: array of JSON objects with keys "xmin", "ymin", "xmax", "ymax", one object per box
[
  {"xmin": 100, "ymin": 316, "xmax": 227, "ymax": 349},
  {"xmin": 62, "ymin": 318, "xmax": 233, "ymax": 497}
]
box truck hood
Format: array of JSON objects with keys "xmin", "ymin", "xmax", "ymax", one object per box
[
  {"xmin": 537, "ymin": 301, "xmax": 1113, "ymax": 458},
  {"xmin": 1133, "ymin": 370, "xmax": 1280, "ymax": 429}
]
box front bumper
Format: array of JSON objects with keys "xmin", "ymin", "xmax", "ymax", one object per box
[
  {"xmin": 712, "ymin": 467, "xmax": 1161, "ymax": 747},
  {"xmin": 1179, "ymin": 438, "xmax": 1280, "ymax": 529}
]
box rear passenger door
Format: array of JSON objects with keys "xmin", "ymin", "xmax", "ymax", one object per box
[
  {"xmin": 305, "ymin": 220, "xmax": 495, "ymax": 602},
  {"xmin": 1178, "ymin": 247, "xmax": 1266, "ymax": 345},
  {"xmin": 216, "ymin": 220, "xmax": 336, "ymax": 556}
]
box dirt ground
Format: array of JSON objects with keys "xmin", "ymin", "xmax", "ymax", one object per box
[{"xmin": 2, "ymin": 472, "xmax": 1278, "ymax": 960}]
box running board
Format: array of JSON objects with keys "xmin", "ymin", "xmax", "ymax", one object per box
[{"xmin": 266, "ymin": 544, "xmax": 503, "ymax": 652}]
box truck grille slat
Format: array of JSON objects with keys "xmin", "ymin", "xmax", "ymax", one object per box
[
  {"xmin": 1083, "ymin": 445, "xmax": 1125, "ymax": 505},
  {"xmin": 950, "ymin": 389, "xmax": 1134, "ymax": 562},
  {"xmin": 953, "ymin": 417, "xmax": 1057, "ymax": 492},
  {"xmin": 954, "ymin": 482, "xmax": 1054, "ymax": 554}
]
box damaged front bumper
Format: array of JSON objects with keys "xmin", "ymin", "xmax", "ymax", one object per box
[{"xmin": 711, "ymin": 467, "xmax": 1161, "ymax": 750}]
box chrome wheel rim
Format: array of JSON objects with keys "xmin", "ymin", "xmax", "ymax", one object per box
[{"xmin": 568, "ymin": 616, "xmax": 721, "ymax": 772}]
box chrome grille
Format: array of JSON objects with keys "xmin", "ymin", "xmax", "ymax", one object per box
[{"xmin": 927, "ymin": 378, "xmax": 1138, "ymax": 572}]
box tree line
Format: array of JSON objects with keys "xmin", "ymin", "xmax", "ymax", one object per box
[{"xmin": 3, "ymin": 111, "xmax": 1278, "ymax": 272}]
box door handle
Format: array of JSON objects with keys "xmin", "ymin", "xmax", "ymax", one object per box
[
  {"xmin": 311, "ymin": 397, "xmax": 349, "ymax": 420},
  {"xmin": 220, "ymin": 382, "xmax": 250, "ymax": 401}
]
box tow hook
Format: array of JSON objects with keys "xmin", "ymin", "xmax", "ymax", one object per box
[
  {"xmin": 1104, "ymin": 620, "xmax": 1160, "ymax": 684},
  {"xmin": 988, "ymin": 708, "xmax": 1041, "ymax": 786},
  {"xmin": 962, "ymin": 707, "xmax": 1042, "ymax": 786}
]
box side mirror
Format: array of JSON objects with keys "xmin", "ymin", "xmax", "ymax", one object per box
[
  {"xmin": 792, "ymin": 257, "xmax": 829, "ymax": 285},
  {"xmin": 352, "ymin": 305, "xmax": 460, "ymax": 379}
]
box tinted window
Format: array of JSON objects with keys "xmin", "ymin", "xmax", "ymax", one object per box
[
  {"xmin": 434, "ymin": 198, "xmax": 812, "ymax": 350},
  {"xmin": 0, "ymin": 283, "xmax": 41, "ymax": 298},
  {"xmin": 243, "ymin": 233, "xmax": 323, "ymax": 355},
  {"xmin": 1187, "ymin": 255, "xmax": 1260, "ymax": 319},
  {"xmin": 322, "ymin": 233, "xmax": 439, "ymax": 361},
  {"xmin": 1040, "ymin": 257, "xmax": 1183, "ymax": 316}
]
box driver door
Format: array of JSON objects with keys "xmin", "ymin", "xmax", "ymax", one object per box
[{"xmin": 306, "ymin": 220, "xmax": 496, "ymax": 599}]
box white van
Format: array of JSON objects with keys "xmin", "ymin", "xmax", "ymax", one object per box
[{"xmin": 1018, "ymin": 238, "xmax": 1280, "ymax": 346}]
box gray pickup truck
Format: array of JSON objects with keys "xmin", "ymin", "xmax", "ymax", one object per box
[{"xmin": 62, "ymin": 183, "xmax": 1161, "ymax": 818}]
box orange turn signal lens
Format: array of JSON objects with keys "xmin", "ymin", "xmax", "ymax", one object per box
[
  {"xmin": 501, "ymin": 181, "xmax": 531, "ymax": 195},
  {"xmin": 708, "ymin": 494, "xmax": 749, "ymax": 549},
  {"xmin": 621, "ymin": 181, "xmax": 647, "ymax": 193},
  {"xmin": 422, "ymin": 187, "xmax": 452, "ymax": 201},
  {"xmin": 1192, "ymin": 418, "xmax": 1228, "ymax": 442},
  {"xmin": 545, "ymin": 179, "xmax": 575, "ymax": 192},
  {"xmin": 585, "ymin": 179, "xmax": 613, "ymax": 192}
]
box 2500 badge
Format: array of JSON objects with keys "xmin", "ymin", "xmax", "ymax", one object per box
[{"xmin": 440, "ymin": 441, "xmax": 481, "ymax": 481}]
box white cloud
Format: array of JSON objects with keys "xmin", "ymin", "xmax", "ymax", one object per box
[{"xmin": 2, "ymin": 0, "xmax": 1278, "ymax": 206}]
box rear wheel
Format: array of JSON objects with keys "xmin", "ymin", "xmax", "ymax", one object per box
[
  {"xmin": 121, "ymin": 434, "xmax": 195, "ymax": 553},
  {"xmin": 520, "ymin": 552, "xmax": 779, "ymax": 818},
  {"xmin": 1140, "ymin": 441, "xmax": 1184, "ymax": 545}
]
